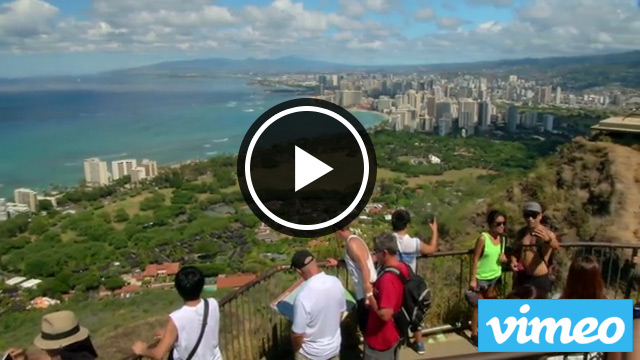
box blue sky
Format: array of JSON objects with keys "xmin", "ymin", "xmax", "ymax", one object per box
[{"xmin": 0, "ymin": 0, "xmax": 638, "ymax": 77}]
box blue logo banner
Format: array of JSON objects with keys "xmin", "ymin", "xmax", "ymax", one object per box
[{"xmin": 479, "ymin": 299, "xmax": 633, "ymax": 352}]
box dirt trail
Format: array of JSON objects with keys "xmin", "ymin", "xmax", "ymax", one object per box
[{"xmin": 600, "ymin": 142, "xmax": 640, "ymax": 243}]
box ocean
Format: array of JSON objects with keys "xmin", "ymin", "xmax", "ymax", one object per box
[{"xmin": 0, "ymin": 76, "xmax": 384, "ymax": 198}]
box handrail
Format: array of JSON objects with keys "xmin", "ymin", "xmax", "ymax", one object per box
[{"xmin": 120, "ymin": 242, "xmax": 639, "ymax": 360}]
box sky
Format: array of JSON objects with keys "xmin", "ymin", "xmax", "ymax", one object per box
[{"xmin": 0, "ymin": 0, "xmax": 639, "ymax": 77}]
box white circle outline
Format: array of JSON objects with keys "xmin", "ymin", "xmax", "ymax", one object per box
[{"xmin": 244, "ymin": 105, "xmax": 370, "ymax": 231}]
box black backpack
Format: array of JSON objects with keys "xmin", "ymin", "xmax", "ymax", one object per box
[{"xmin": 380, "ymin": 262, "xmax": 432, "ymax": 343}]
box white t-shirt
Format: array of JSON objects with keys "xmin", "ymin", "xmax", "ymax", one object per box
[
  {"xmin": 169, "ymin": 298, "xmax": 223, "ymax": 360},
  {"xmin": 344, "ymin": 235, "xmax": 377, "ymax": 300},
  {"xmin": 292, "ymin": 272, "xmax": 346, "ymax": 360},
  {"xmin": 394, "ymin": 232, "xmax": 422, "ymax": 272}
]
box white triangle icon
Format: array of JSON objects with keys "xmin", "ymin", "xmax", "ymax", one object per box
[{"xmin": 295, "ymin": 146, "xmax": 333, "ymax": 192}]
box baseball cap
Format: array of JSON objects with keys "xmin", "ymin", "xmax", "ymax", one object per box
[
  {"xmin": 523, "ymin": 201, "xmax": 542, "ymax": 213},
  {"xmin": 290, "ymin": 250, "xmax": 315, "ymax": 270}
]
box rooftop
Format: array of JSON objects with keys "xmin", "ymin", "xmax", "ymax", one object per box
[
  {"xmin": 216, "ymin": 273, "xmax": 257, "ymax": 289},
  {"xmin": 142, "ymin": 262, "xmax": 180, "ymax": 277},
  {"xmin": 591, "ymin": 116, "xmax": 640, "ymax": 134}
]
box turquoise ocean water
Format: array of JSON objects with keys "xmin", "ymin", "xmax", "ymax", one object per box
[{"xmin": 0, "ymin": 76, "xmax": 384, "ymax": 198}]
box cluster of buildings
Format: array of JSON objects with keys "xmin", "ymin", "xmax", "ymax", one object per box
[
  {"xmin": 314, "ymin": 75, "xmax": 563, "ymax": 136},
  {"xmin": 272, "ymin": 71, "xmax": 639, "ymax": 137},
  {"xmin": 0, "ymin": 157, "xmax": 160, "ymax": 221},
  {"xmin": 0, "ymin": 189, "xmax": 59, "ymax": 220},
  {"xmin": 84, "ymin": 157, "xmax": 159, "ymax": 187}
]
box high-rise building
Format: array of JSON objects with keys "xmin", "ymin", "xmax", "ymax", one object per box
[
  {"xmin": 436, "ymin": 101, "xmax": 452, "ymax": 122},
  {"xmin": 140, "ymin": 159, "xmax": 158, "ymax": 179},
  {"xmin": 14, "ymin": 188, "xmax": 37, "ymax": 212},
  {"xmin": 524, "ymin": 112, "xmax": 538, "ymax": 128},
  {"xmin": 543, "ymin": 114, "xmax": 554, "ymax": 132},
  {"xmin": 507, "ymin": 105, "xmax": 519, "ymax": 133},
  {"xmin": 0, "ymin": 198, "xmax": 8, "ymax": 222},
  {"xmin": 84, "ymin": 157, "xmax": 110, "ymax": 187},
  {"xmin": 458, "ymin": 99, "xmax": 478, "ymax": 125},
  {"xmin": 130, "ymin": 167, "xmax": 147, "ymax": 183},
  {"xmin": 394, "ymin": 94, "xmax": 406, "ymax": 107},
  {"xmin": 376, "ymin": 96, "xmax": 393, "ymax": 111},
  {"xmin": 438, "ymin": 116, "xmax": 452, "ymax": 136},
  {"xmin": 407, "ymin": 90, "xmax": 417, "ymax": 108},
  {"xmin": 479, "ymin": 100, "xmax": 492, "ymax": 129},
  {"xmin": 535, "ymin": 86, "xmax": 552, "ymax": 104},
  {"xmin": 425, "ymin": 96, "xmax": 436, "ymax": 119},
  {"xmin": 112, "ymin": 159, "xmax": 138, "ymax": 180},
  {"xmin": 555, "ymin": 87, "xmax": 562, "ymax": 104},
  {"xmin": 390, "ymin": 114, "xmax": 404, "ymax": 131}
]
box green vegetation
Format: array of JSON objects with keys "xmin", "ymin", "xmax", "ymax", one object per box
[
  {"xmin": 3, "ymin": 128, "xmax": 615, "ymax": 356},
  {"xmin": 0, "ymin": 287, "xmax": 230, "ymax": 350}
]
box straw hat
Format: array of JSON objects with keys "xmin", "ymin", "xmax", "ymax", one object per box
[{"xmin": 33, "ymin": 311, "xmax": 90, "ymax": 350}]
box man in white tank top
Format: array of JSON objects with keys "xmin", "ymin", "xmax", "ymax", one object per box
[
  {"xmin": 334, "ymin": 225, "xmax": 377, "ymax": 335},
  {"xmin": 291, "ymin": 250, "xmax": 346, "ymax": 360},
  {"xmin": 390, "ymin": 209, "xmax": 438, "ymax": 355},
  {"xmin": 131, "ymin": 266, "xmax": 223, "ymax": 360}
]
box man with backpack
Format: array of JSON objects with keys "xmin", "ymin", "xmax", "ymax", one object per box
[
  {"xmin": 390, "ymin": 209, "xmax": 438, "ymax": 354},
  {"xmin": 365, "ymin": 233, "xmax": 431, "ymax": 360}
]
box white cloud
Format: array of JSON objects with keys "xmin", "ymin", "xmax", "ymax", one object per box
[
  {"xmin": 0, "ymin": 0, "xmax": 59, "ymax": 37},
  {"xmin": 436, "ymin": 17, "xmax": 468, "ymax": 30},
  {"xmin": 414, "ymin": 8, "xmax": 436, "ymax": 22},
  {"xmin": 465, "ymin": 0, "xmax": 514, "ymax": 7},
  {"xmin": 338, "ymin": 0, "xmax": 399, "ymax": 16},
  {"xmin": 0, "ymin": 0, "xmax": 639, "ymax": 68}
]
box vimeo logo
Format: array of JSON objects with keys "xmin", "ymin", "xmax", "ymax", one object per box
[{"xmin": 478, "ymin": 299, "xmax": 633, "ymax": 352}]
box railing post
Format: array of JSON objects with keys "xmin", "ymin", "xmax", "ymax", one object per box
[{"xmin": 625, "ymin": 249, "xmax": 639, "ymax": 299}]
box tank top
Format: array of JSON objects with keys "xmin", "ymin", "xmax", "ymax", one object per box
[
  {"xmin": 476, "ymin": 232, "xmax": 503, "ymax": 281},
  {"xmin": 169, "ymin": 298, "xmax": 223, "ymax": 360},
  {"xmin": 344, "ymin": 235, "xmax": 377, "ymax": 300}
]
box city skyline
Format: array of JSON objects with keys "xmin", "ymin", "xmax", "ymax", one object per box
[{"xmin": 0, "ymin": 0, "xmax": 639, "ymax": 77}]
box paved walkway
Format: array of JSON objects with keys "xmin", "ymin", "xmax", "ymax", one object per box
[{"xmin": 398, "ymin": 331, "xmax": 478, "ymax": 359}]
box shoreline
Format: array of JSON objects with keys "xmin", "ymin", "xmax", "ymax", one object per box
[{"xmin": 0, "ymin": 109, "xmax": 388, "ymax": 199}]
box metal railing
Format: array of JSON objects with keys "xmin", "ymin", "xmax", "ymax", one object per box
[{"xmin": 123, "ymin": 241, "xmax": 640, "ymax": 360}]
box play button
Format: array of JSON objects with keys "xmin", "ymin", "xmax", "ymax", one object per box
[
  {"xmin": 295, "ymin": 146, "xmax": 333, "ymax": 192},
  {"xmin": 237, "ymin": 98, "xmax": 377, "ymax": 238}
]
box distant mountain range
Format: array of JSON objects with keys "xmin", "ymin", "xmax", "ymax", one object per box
[
  {"xmin": 2, "ymin": 50, "xmax": 639, "ymax": 90},
  {"xmin": 108, "ymin": 50, "xmax": 640, "ymax": 89}
]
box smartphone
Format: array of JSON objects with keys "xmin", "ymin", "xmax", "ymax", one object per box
[
  {"xmin": 425, "ymin": 214, "xmax": 435, "ymax": 224},
  {"xmin": 2, "ymin": 352, "xmax": 13, "ymax": 360}
]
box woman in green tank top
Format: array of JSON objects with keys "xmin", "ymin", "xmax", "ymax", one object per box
[{"xmin": 468, "ymin": 210, "xmax": 509, "ymax": 345}]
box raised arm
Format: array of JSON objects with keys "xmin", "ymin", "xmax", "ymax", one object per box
[
  {"xmin": 132, "ymin": 317, "xmax": 178, "ymax": 360},
  {"xmin": 418, "ymin": 217, "xmax": 439, "ymax": 255}
]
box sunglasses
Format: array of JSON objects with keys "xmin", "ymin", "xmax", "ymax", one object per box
[
  {"xmin": 494, "ymin": 221, "xmax": 506, "ymax": 227},
  {"xmin": 523, "ymin": 211, "xmax": 540, "ymax": 219}
]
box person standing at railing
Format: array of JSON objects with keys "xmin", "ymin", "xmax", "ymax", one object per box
[
  {"xmin": 468, "ymin": 210, "xmax": 509, "ymax": 346},
  {"xmin": 130, "ymin": 266, "xmax": 222, "ymax": 360},
  {"xmin": 290, "ymin": 250, "xmax": 346, "ymax": 360},
  {"xmin": 510, "ymin": 201, "xmax": 560, "ymax": 299},
  {"xmin": 333, "ymin": 225, "xmax": 378, "ymax": 338},
  {"xmin": 364, "ymin": 232, "xmax": 409, "ymax": 360},
  {"xmin": 389, "ymin": 209, "xmax": 438, "ymax": 355}
]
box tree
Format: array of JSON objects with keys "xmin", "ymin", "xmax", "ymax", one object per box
[
  {"xmin": 114, "ymin": 208, "xmax": 130, "ymax": 223},
  {"xmin": 28, "ymin": 216, "xmax": 50, "ymax": 236},
  {"xmin": 103, "ymin": 276, "xmax": 126, "ymax": 291},
  {"xmin": 76, "ymin": 272, "xmax": 100, "ymax": 291},
  {"xmin": 38, "ymin": 199, "xmax": 54, "ymax": 212}
]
